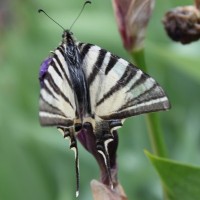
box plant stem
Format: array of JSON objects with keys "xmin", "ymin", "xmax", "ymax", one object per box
[
  {"xmin": 130, "ymin": 49, "xmax": 168, "ymax": 157},
  {"xmin": 131, "ymin": 49, "xmax": 169, "ymax": 200}
]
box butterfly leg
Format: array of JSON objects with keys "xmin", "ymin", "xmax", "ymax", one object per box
[{"xmin": 57, "ymin": 127, "xmax": 80, "ymax": 197}]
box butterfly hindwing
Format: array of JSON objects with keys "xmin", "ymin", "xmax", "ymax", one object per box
[{"xmin": 78, "ymin": 43, "xmax": 170, "ymax": 120}]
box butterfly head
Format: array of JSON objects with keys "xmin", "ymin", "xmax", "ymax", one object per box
[
  {"xmin": 61, "ymin": 30, "xmax": 76, "ymax": 48},
  {"xmin": 62, "ymin": 30, "xmax": 73, "ymax": 41}
]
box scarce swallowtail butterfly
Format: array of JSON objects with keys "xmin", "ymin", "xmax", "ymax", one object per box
[{"xmin": 38, "ymin": 1, "xmax": 170, "ymax": 197}]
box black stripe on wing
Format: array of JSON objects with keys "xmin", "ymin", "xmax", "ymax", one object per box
[
  {"xmin": 42, "ymin": 80, "xmax": 58, "ymax": 100},
  {"xmin": 88, "ymin": 49, "xmax": 107, "ymax": 85},
  {"xmin": 99, "ymin": 78, "xmax": 170, "ymax": 120},
  {"xmin": 39, "ymin": 94, "xmax": 74, "ymax": 127},
  {"xmin": 118, "ymin": 83, "xmax": 166, "ymax": 111},
  {"xmin": 100, "ymin": 98, "xmax": 169, "ymax": 120},
  {"xmin": 100, "ymin": 83, "xmax": 170, "ymax": 120},
  {"xmin": 39, "ymin": 112, "xmax": 74, "ymax": 127},
  {"xmin": 45, "ymin": 72, "xmax": 74, "ymax": 109},
  {"xmin": 53, "ymin": 52, "xmax": 73, "ymax": 89},
  {"xmin": 57, "ymin": 46, "xmax": 65, "ymax": 57},
  {"xmin": 126, "ymin": 70, "xmax": 148, "ymax": 93},
  {"xmin": 50, "ymin": 61, "xmax": 63, "ymax": 81},
  {"xmin": 96, "ymin": 64, "xmax": 137, "ymax": 106},
  {"xmin": 79, "ymin": 43, "xmax": 92, "ymax": 62},
  {"xmin": 105, "ymin": 55, "xmax": 118, "ymax": 75},
  {"xmin": 40, "ymin": 94, "xmax": 65, "ymax": 116}
]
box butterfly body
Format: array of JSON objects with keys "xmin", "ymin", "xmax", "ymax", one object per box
[{"xmin": 39, "ymin": 29, "xmax": 170, "ymax": 196}]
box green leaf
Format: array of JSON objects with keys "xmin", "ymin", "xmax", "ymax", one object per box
[{"xmin": 145, "ymin": 150, "xmax": 200, "ymax": 200}]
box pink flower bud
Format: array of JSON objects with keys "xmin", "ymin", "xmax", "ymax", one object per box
[
  {"xmin": 112, "ymin": 0, "xmax": 155, "ymax": 52},
  {"xmin": 91, "ymin": 180, "xmax": 127, "ymax": 200}
]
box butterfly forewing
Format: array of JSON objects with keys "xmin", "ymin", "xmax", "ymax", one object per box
[
  {"xmin": 78, "ymin": 43, "xmax": 170, "ymax": 120},
  {"xmin": 39, "ymin": 44, "xmax": 76, "ymax": 126}
]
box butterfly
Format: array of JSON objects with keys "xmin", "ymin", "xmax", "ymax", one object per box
[{"xmin": 38, "ymin": 4, "xmax": 170, "ymax": 197}]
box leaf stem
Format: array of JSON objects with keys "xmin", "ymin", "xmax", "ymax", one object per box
[
  {"xmin": 130, "ymin": 49, "xmax": 169, "ymax": 199},
  {"xmin": 130, "ymin": 49, "xmax": 168, "ymax": 157}
]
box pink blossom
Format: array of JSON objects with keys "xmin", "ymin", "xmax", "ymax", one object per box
[{"xmin": 112, "ymin": 0, "xmax": 155, "ymax": 51}]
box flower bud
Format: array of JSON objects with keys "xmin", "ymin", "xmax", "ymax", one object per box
[
  {"xmin": 112, "ymin": 0, "xmax": 155, "ymax": 52},
  {"xmin": 163, "ymin": 5, "xmax": 200, "ymax": 44},
  {"xmin": 91, "ymin": 180, "xmax": 127, "ymax": 200}
]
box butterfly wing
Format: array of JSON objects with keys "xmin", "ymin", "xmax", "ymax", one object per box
[
  {"xmin": 39, "ymin": 45, "xmax": 76, "ymax": 127},
  {"xmin": 78, "ymin": 43, "xmax": 170, "ymax": 120}
]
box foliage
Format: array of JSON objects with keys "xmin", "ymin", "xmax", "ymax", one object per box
[{"xmin": 146, "ymin": 151, "xmax": 200, "ymax": 200}]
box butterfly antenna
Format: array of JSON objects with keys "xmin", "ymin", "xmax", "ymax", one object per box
[
  {"xmin": 38, "ymin": 9, "xmax": 65, "ymax": 31},
  {"xmin": 69, "ymin": 1, "xmax": 91, "ymax": 31}
]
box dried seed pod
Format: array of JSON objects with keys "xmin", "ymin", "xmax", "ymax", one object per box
[{"xmin": 163, "ymin": 6, "xmax": 200, "ymax": 44}]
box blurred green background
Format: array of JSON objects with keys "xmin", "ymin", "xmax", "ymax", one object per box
[{"xmin": 1, "ymin": 0, "xmax": 200, "ymax": 199}]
